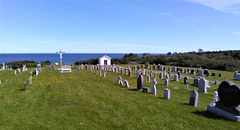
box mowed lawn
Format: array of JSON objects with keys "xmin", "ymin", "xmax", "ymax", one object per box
[{"xmin": 0, "ymin": 66, "xmax": 240, "ymax": 129}]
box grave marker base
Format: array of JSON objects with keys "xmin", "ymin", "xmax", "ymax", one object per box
[{"xmin": 207, "ymin": 103, "xmax": 240, "ymax": 122}]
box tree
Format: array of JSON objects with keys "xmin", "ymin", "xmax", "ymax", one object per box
[
  {"xmin": 167, "ymin": 52, "xmax": 171, "ymax": 55},
  {"xmin": 198, "ymin": 48, "xmax": 204, "ymax": 53}
]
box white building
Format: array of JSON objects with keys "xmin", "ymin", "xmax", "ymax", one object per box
[{"xmin": 99, "ymin": 55, "xmax": 111, "ymax": 65}]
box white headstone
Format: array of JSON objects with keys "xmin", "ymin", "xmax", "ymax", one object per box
[
  {"xmin": 151, "ymin": 85, "xmax": 157, "ymax": 95},
  {"xmin": 164, "ymin": 89, "xmax": 170, "ymax": 99},
  {"xmin": 164, "ymin": 79, "xmax": 169, "ymax": 86},
  {"xmin": 198, "ymin": 77, "xmax": 209, "ymax": 93},
  {"xmin": 117, "ymin": 75, "xmax": 122, "ymax": 84},
  {"xmin": 159, "ymin": 72, "xmax": 163, "ymax": 79},
  {"xmin": 124, "ymin": 80, "xmax": 129, "ymax": 88},
  {"xmin": 174, "ymin": 74, "xmax": 179, "ymax": 81},
  {"xmin": 14, "ymin": 70, "xmax": 17, "ymax": 75}
]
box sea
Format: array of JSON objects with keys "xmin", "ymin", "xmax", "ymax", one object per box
[{"xmin": 0, "ymin": 53, "xmax": 164, "ymax": 64}]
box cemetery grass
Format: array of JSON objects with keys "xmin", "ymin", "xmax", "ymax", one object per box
[{"xmin": 0, "ymin": 67, "xmax": 240, "ymax": 129}]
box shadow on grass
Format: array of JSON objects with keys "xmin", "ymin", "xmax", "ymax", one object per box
[
  {"xmin": 128, "ymin": 88, "xmax": 139, "ymax": 91},
  {"xmin": 191, "ymin": 110, "xmax": 227, "ymax": 121}
]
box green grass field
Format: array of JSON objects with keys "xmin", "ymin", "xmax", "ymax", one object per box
[{"xmin": 0, "ymin": 66, "xmax": 240, "ymax": 129}]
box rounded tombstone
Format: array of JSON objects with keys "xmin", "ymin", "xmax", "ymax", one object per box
[{"xmin": 218, "ymin": 81, "xmax": 240, "ymax": 107}]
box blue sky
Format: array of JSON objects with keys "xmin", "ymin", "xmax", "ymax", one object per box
[{"xmin": 0, "ymin": 0, "xmax": 240, "ymax": 53}]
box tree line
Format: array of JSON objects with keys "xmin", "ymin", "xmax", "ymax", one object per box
[{"xmin": 75, "ymin": 50, "xmax": 240, "ymax": 72}]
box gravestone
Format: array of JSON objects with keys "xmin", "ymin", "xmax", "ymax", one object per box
[
  {"xmin": 234, "ymin": 73, "xmax": 240, "ymax": 81},
  {"xmin": 184, "ymin": 77, "xmax": 189, "ymax": 84},
  {"xmin": 177, "ymin": 71, "xmax": 181, "ymax": 79},
  {"xmin": 165, "ymin": 73, "xmax": 169, "ymax": 80},
  {"xmin": 147, "ymin": 75, "xmax": 151, "ymax": 82},
  {"xmin": 129, "ymin": 70, "xmax": 132, "ymax": 77},
  {"xmin": 14, "ymin": 70, "xmax": 17, "ymax": 75},
  {"xmin": 151, "ymin": 78, "xmax": 157, "ymax": 95},
  {"xmin": 142, "ymin": 87, "xmax": 149, "ymax": 93},
  {"xmin": 214, "ymin": 80, "xmax": 218, "ymax": 85},
  {"xmin": 219, "ymin": 73, "xmax": 222, "ymax": 77},
  {"xmin": 154, "ymin": 73, "xmax": 157, "ymax": 78},
  {"xmin": 103, "ymin": 72, "xmax": 106, "ymax": 77},
  {"xmin": 0, "ymin": 79, "xmax": 1, "ymax": 85},
  {"xmin": 174, "ymin": 74, "xmax": 179, "ymax": 81},
  {"xmin": 137, "ymin": 74, "xmax": 144, "ymax": 90},
  {"xmin": 164, "ymin": 89, "xmax": 170, "ymax": 99},
  {"xmin": 198, "ymin": 70, "xmax": 204, "ymax": 76},
  {"xmin": 172, "ymin": 66, "xmax": 176, "ymax": 72},
  {"xmin": 198, "ymin": 77, "xmax": 209, "ymax": 93},
  {"xmin": 159, "ymin": 72, "xmax": 163, "ymax": 79},
  {"xmin": 124, "ymin": 80, "xmax": 129, "ymax": 88},
  {"xmin": 120, "ymin": 80, "xmax": 123, "ymax": 86},
  {"xmin": 121, "ymin": 70, "xmax": 123, "ymax": 75},
  {"xmin": 99, "ymin": 71, "xmax": 101, "ymax": 76},
  {"xmin": 29, "ymin": 71, "xmax": 33, "ymax": 84},
  {"xmin": 150, "ymin": 70, "xmax": 153, "ymax": 77},
  {"xmin": 168, "ymin": 72, "xmax": 171, "ymax": 77},
  {"xmin": 212, "ymin": 73, "xmax": 216, "ymax": 76},
  {"xmin": 117, "ymin": 75, "xmax": 122, "ymax": 84},
  {"xmin": 189, "ymin": 89, "xmax": 199, "ymax": 107},
  {"xmin": 24, "ymin": 82, "xmax": 27, "ymax": 91},
  {"xmin": 207, "ymin": 81, "xmax": 240, "ymax": 122},
  {"xmin": 164, "ymin": 79, "xmax": 169, "ymax": 86},
  {"xmin": 193, "ymin": 78, "xmax": 199, "ymax": 87}
]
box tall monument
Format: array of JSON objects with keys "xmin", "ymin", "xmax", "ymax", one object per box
[{"xmin": 56, "ymin": 49, "xmax": 65, "ymax": 68}]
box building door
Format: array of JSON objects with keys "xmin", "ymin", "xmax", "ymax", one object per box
[{"xmin": 104, "ymin": 60, "xmax": 107, "ymax": 65}]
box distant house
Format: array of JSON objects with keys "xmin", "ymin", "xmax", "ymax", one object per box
[{"xmin": 99, "ymin": 55, "xmax": 111, "ymax": 65}]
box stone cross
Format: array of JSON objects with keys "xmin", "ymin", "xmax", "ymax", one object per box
[
  {"xmin": 189, "ymin": 89, "xmax": 199, "ymax": 107},
  {"xmin": 164, "ymin": 89, "xmax": 170, "ymax": 99}
]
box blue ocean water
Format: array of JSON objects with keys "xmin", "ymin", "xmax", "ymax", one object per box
[{"xmin": 0, "ymin": 53, "xmax": 164, "ymax": 64}]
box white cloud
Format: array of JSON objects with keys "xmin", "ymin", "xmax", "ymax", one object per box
[
  {"xmin": 160, "ymin": 12, "xmax": 172, "ymax": 16},
  {"xmin": 185, "ymin": 0, "xmax": 240, "ymax": 14},
  {"xmin": 230, "ymin": 31, "xmax": 240, "ymax": 35}
]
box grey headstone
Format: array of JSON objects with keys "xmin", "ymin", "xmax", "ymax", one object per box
[
  {"xmin": 189, "ymin": 89, "xmax": 199, "ymax": 107},
  {"xmin": 24, "ymin": 82, "xmax": 27, "ymax": 91},
  {"xmin": 174, "ymin": 74, "xmax": 178, "ymax": 81},
  {"xmin": 164, "ymin": 79, "xmax": 169, "ymax": 86},
  {"xmin": 164, "ymin": 89, "xmax": 170, "ymax": 99},
  {"xmin": 142, "ymin": 87, "xmax": 149, "ymax": 93},
  {"xmin": 147, "ymin": 75, "xmax": 151, "ymax": 82},
  {"xmin": 159, "ymin": 72, "xmax": 163, "ymax": 79},
  {"xmin": 151, "ymin": 85, "xmax": 157, "ymax": 95}
]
